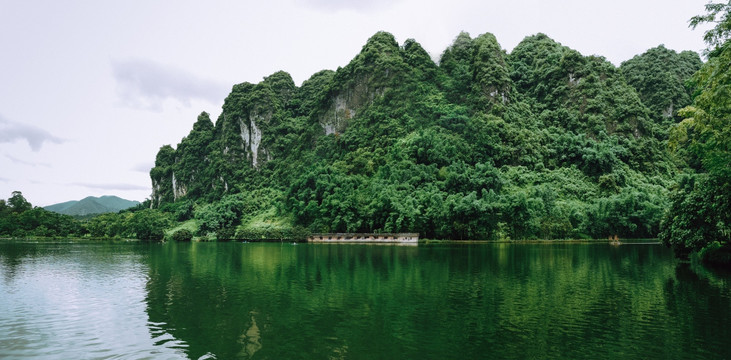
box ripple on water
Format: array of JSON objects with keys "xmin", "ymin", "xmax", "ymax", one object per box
[
  {"xmin": 2, "ymin": 242, "xmax": 731, "ymax": 360},
  {"xmin": 0, "ymin": 244, "xmax": 188, "ymax": 359}
]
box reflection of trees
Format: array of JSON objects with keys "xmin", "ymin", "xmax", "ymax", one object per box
[
  {"xmin": 142, "ymin": 242, "xmax": 729, "ymax": 359},
  {"xmin": 0, "ymin": 243, "xmax": 40, "ymax": 283},
  {"xmin": 662, "ymin": 263, "xmax": 731, "ymax": 359},
  {"xmin": 143, "ymin": 242, "xmax": 425, "ymax": 359}
]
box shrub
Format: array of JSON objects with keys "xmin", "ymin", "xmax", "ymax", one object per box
[
  {"xmin": 698, "ymin": 242, "xmax": 731, "ymax": 267},
  {"xmin": 171, "ymin": 229, "xmax": 193, "ymax": 242},
  {"xmin": 217, "ymin": 228, "xmax": 236, "ymax": 241}
]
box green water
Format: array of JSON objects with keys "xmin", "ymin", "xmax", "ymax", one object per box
[{"xmin": 1, "ymin": 241, "xmax": 730, "ymax": 359}]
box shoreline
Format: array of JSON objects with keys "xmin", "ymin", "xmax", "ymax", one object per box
[
  {"xmin": 421, "ymin": 238, "xmax": 660, "ymax": 244},
  {"xmin": 1, "ymin": 236, "xmax": 661, "ymax": 245}
]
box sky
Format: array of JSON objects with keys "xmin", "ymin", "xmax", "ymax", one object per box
[{"xmin": 0, "ymin": 0, "xmax": 713, "ymax": 206}]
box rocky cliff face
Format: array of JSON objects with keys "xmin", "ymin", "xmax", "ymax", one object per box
[
  {"xmin": 318, "ymin": 32, "xmax": 410, "ymax": 135},
  {"xmin": 217, "ymin": 74, "xmax": 289, "ymax": 170},
  {"xmin": 149, "ymin": 32, "xmax": 435, "ymax": 205}
]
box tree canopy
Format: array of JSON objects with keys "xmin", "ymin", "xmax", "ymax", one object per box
[{"xmin": 660, "ymin": 2, "xmax": 731, "ymax": 263}]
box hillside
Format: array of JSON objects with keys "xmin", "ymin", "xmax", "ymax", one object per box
[
  {"xmin": 45, "ymin": 196, "xmax": 140, "ymax": 216},
  {"xmin": 149, "ymin": 31, "xmax": 703, "ymax": 240}
]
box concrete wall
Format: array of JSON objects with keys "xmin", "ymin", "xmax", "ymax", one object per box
[{"xmin": 308, "ymin": 233, "xmax": 418, "ymax": 243}]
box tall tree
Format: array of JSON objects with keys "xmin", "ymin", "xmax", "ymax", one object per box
[
  {"xmin": 660, "ymin": 2, "xmax": 731, "ymax": 261},
  {"xmin": 8, "ymin": 191, "xmax": 32, "ymax": 213},
  {"xmin": 690, "ymin": 1, "xmax": 731, "ymax": 56}
]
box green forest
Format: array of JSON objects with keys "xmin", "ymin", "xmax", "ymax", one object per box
[{"xmin": 1, "ymin": 3, "xmax": 728, "ymax": 264}]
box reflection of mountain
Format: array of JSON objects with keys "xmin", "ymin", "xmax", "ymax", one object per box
[
  {"xmin": 140, "ymin": 243, "xmax": 731, "ymax": 359},
  {"xmin": 238, "ymin": 311, "xmax": 262, "ymax": 359},
  {"xmin": 142, "ymin": 242, "xmax": 423, "ymax": 359}
]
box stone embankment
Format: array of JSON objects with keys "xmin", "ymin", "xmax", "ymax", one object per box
[{"xmin": 308, "ymin": 233, "xmax": 418, "ymax": 243}]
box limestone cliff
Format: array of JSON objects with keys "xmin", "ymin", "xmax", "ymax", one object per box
[{"xmin": 148, "ymin": 31, "xmax": 701, "ymax": 209}]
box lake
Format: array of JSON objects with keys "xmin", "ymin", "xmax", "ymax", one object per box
[{"xmin": 1, "ymin": 241, "xmax": 729, "ymax": 359}]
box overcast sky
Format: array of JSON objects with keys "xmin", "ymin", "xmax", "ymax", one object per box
[{"xmin": 0, "ymin": 0, "xmax": 712, "ymax": 206}]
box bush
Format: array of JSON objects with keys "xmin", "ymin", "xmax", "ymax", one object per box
[
  {"xmin": 235, "ymin": 226, "xmax": 310, "ymax": 242},
  {"xmin": 216, "ymin": 228, "xmax": 236, "ymax": 241},
  {"xmin": 129, "ymin": 209, "xmax": 170, "ymax": 242},
  {"xmin": 698, "ymin": 242, "xmax": 731, "ymax": 267},
  {"xmin": 171, "ymin": 229, "xmax": 193, "ymax": 242}
]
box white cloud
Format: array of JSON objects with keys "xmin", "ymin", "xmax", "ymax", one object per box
[
  {"xmin": 71, "ymin": 182, "xmax": 150, "ymax": 191},
  {"xmin": 0, "ymin": 0, "xmax": 712, "ymax": 206},
  {"xmin": 0, "ymin": 114, "xmax": 65, "ymax": 151},
  {"xmin": 299, "ymin": 0, "xmax": 399, "ymax": 12},
  {"xmin": 112, "ymin": 59, "xmax": 228, "ymax": 111},
  {"xmin": 131, "ymin": 162, "xmax": 154, "ymax": 173},
  {"xmin": 5, "ymin": 154, "xmax": 51, "ymax": 167}
]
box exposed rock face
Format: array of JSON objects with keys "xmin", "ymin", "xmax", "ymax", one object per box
[
  {"xmin": 172, "ymin": 172, "xmax": 187, "ymax": 200},
  {"xmin": 150, "ymin": 179, "xmax": 161, "ymax": 208},
  {"xmin": 317, "ymin": 31, "xmax": 418, "ymax": 135},
  {"xmin": 320, "ymin": 85, "xmax": 364, "ymax": 135},
  {"xmin": 149, "ymin": 70, "xmax": 298, "ymax": 203},
  {"xmin": 249, "ymin": 112, "xmax": 264, "ymax": 167},
  {"xmin": 149, "ymin": 144, "xmax": 175, "ymax": 208},
  {"xmin": 663, "ymin": 104, "xmax": 674, "ymax": 118},
  {"xmin": 239, "ymin": 113, "xmax": 266, "ymax": 167}
]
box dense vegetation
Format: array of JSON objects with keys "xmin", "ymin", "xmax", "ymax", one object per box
[
  {"xmin": 0, "ymin": 191, "xmax": 170, "ymax": 241},
  {"xmin": 659, "ymin": 1, "xmax": 731, "ymax": 265},
  {"xmin": 4, "ymin": 4, "xmax": 727, "ymax": 263},
  {"xmin": 146, "ymin": 28, "xmax": 708, "ymax": 243},
  {"xmin": 0, "ymin": 191, "xmax": 83, "ymax": 238}
]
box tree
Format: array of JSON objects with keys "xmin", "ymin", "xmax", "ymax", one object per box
[
  {"xmin": 661, "ymin": 3, "xmax": 731, "ymax": 262},
  {"xmin": 8, "ymin": 191, "xmax": 32, "ymax": 213},
  {"xmin": 660, "ymin": 175, "xmax": 729, "ymax": 258},
  {"xmin": 195, "ymin": 194, "xmax": 247, "ymax": 240},
  {"xmin": 690, "ymin": 1, "xmax": 731, "ymax": 56},
  {"xmin": 620, "ymin": 45, "xmax": 702, "ymax": 122},
  {"xmin": 172, "ymin": 229, "xmax": 193, "ymax": 242},
  {"xmin": 129, "ymin": 209, "xmax": 170, "ymax": 241}
]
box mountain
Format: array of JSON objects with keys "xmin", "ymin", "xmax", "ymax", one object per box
[
  {"xmin": 148, "ymin": 31, "xmax": 702, "ymax": 241},
  {"xmin": 43, "ymin": 200, "xmax": 78, "ymax": 213},
  {"xmin": 44, "ymin": 196, "xmax": 140, "ymax": 216}
]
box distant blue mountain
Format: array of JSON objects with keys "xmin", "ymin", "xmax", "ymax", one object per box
[{"xmin": 44, "ymin": 196, "xmax": 140, "ymax": 216}]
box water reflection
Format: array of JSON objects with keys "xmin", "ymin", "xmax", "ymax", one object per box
[
  {"xmin": 2, "ymin": 241, "xmax": 729, "ymax": 359},
  {"xmin": 0, "ymin": 242, "xmax": 187, "ymax": 359},
  {"xmin": 141, "ymin": 242, "xmax": 731, "ymax": 360},
  {"xmin": 237, "ymin": 310, "xmax": 262, "ymax": 359},
  {"xmin": 0, "ymin": 241, "xmax": 41, "ymax": 283},
  {"xmin": 661, "ymin": 263, "xmax": 731, "ymax": 358}
]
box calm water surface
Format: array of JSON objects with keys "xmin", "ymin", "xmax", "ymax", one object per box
[{"xmin": 1, "ymin": 241, "xmax": 730, "ymax": 359}]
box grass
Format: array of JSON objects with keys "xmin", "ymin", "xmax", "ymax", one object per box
[
  {"xmin": 165, "ymin": 219, "xmax": 200, "ymax": 237},
  {"xmin": 238, "ymin": 207, "xmax": 294, "ymax": 233}
]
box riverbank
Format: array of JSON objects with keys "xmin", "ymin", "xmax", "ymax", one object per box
[
  {"xmin": 0, "ymin": 236, "xmax": 141, "ymax": 243},
  {"xmin": 1, "ymin": 236, "xmax": 661, "ymax": 245},
  {"xmin": 420, "ymin": 238, "xmax": 661, "ymax": 245}
]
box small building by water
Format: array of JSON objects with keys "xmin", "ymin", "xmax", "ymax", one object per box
[{"xmin": 307, "ymin": 233, "xmax": 419, "ymax": 243}]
